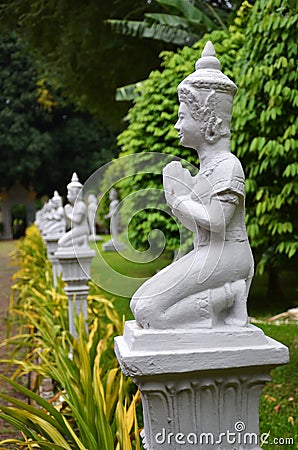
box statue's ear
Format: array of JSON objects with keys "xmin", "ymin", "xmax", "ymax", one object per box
[{"xmin": 205, "ymin": 116, "xmax": 222, "ymax": 144}]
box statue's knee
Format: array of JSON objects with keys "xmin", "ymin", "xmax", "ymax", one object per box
[
  {"xmin": 134, "ymin": 300, "xmax": 152, "ymax": 329},
  {"xmin": 133, "ymin": 298, "xmax": 162, "ymax": 329}
]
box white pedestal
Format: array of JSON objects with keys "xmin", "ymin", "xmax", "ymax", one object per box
[
  {"xmin": 115, "ymin": 321, "xmax": 289, "ymax": 450},
  {"xmin": 43, "ymin": 234, "xmax": 62, "ymax": 286},
  {"xmin": 102, "ymin": 239, "xmax": 125, "ymax": 252},
  {"xmin": 55, "ymin": 246, "xmax": 95, "ymax": 338},
  {"xmin": 88, "ymin": 234, "xmax": 103, "ymax": 242}
]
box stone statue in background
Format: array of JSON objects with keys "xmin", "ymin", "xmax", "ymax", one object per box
[
  {"xmin": 43, "ymin": 191, "xmax": 66, "ymax": 236},
  {"xmin": 131, "ymin": 41, "xmax": 254, "ymax": 330},
  {"xmin": 102, "ymin": 188, "xmax": 124, "ymax": 251},
  {"xmin": 87, "ymin": 193, "xmax": 98, "ymax": 237},
  {"xmin": 58, "ymin": 173, "xmax": 89, "ymax": 248},
  {"xmin": 35, "ymin": 204, "xmax": 45, "ymax": 230},
  {"xmin": 105, "ymin": 188, "xmax": 120, "ymax": 238},
  {"xmin": 38, "ymin": 200, "xmax": 52, "ymax": 233}
]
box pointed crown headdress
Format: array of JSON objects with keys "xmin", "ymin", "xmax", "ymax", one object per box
[
  {"xmin": 67, "ymin": 172, "xmax": 82, "ymax": 190},
  {"xmin": 178, "ymin": 41, "xmax": 237, "ymax": 98},
  {"xmin": 53, "ymin": 190, "xmax": 62, "ymax": 199}
]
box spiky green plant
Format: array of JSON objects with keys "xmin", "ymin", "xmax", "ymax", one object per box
[{"xmin": 0, "ymin": 225, "xmax": 142, "ymax": 449}]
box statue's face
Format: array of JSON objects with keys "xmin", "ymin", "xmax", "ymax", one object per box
[
  {"xmin": 89, "ymin": 194, "xmax": 97, "ymax": 204},
  {"xmin": 109, "ymin": 189, "xmax": 117, "ymax": 200},
  {"xmin": 67, "ymin": 188, "xmax": 78, "ymax": 205},
  {"xmin": 174, "ymin": 102, "xmax": 203, "ymax": 150},
  {"xmin": 52, "ymin": 197, "xmax": 61, "ymax": 207}
]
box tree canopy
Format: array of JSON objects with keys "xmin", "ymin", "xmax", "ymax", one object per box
[
  {"xmin": 107, "ymin": 0, "xmax": 236, "ymax": 47},
  {"xmin": 0, "ymin": 0, "xmax": 246, "ymax": 126},
  {"xmin": 0, "ymin": 0, "xmax": 173, "ymax": 126},
  {"xmin": 0, "ymin": 33, "xmax": 118, "ymax": 197},
  {"xmin": 108, "ymin": 0, "xmax": 297, "ymax": 280}
]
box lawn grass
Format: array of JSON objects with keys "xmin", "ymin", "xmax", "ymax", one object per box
[
  {"xmin": 90, "ymin": 237, "xmax": 297, "ymax": 321},
  {"xmin": 90, "ymin": 237, "xmax": 172, "ymax": 320},
  {"xmin": 256, "ymin": 323, "xmax": 298, "ymax": 449},
  {"xmin": 248, "ymin": 270, "xmax": 297, "ymax": 319}
]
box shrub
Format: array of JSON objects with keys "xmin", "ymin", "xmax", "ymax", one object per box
[{"xmin": 0, "ymin": 225, "xmax": 141, "ymax": 449}]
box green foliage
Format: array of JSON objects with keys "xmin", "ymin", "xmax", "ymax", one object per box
[
  {"xmin": 0, "ymin": 33, "xmax": 52, "ymax": 193},
  {"xmin": 115, "ymin": 0, "xmax": 298, "ymax": 275},
  {"xmin": 107, "ymin": 0, "xmax": 224, "ymax": 48},
  {"xmin": 109, "ymin": 17, "xmax": 199, "ymax": 47},
  {"xmin": 0, "ymin": 226, "xmax": 141, "ymax": 449},
  {"xmin": 232, "ymin": 0, "xmax": 298, "ymax": 274},
  {"xmin": 0, "ymin": 232, "xmax": 297, "ymax": 448},
  {"xmin": 0, "ymin": 0, "xmax": 242, "ymax": 123},
  {"xmin": 0, "ymin": 33, "xmax": 118, "ymax": 196},
  {"xmin": 111, "ymin": 0, "xmax": 241, "ymax": 102},
  {"xmin": 0, "ymin": 0, "xmax": 169, "ymax": 126},
  {"xmin": 114, "ymin": 46, "xmax": 193, "ymax": 251}
]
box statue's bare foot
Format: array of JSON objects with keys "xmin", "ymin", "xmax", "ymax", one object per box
[
  {"xmin": 225, "ymin": 315, "xmax": 248, "ymax": 327},
  {"xmin": 224, "ymin": 279, "xmax": 248, "ymax": 327}
]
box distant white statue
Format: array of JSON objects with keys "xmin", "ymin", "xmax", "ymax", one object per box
[
  {"xmin": 38, "ymin": 201, "xmax": 52, "ymax": 233},
  {"xmin": 106, "ymin": 188, "xmax": 120, "ymax": 237},
  {"xmin": 58, "ymin": 173, "xmax": 89, "ymax": 248},
  {"xmin": 43, "ymin": 191, "xmax": 66, "ymax": 236},
  {"xmin": 35, "ymin": 205, "xmax": 44, "ymax": 230},
  {"xmin": 131, "ymin": 41, "xmax": 254, "ymax": 330},
  {"xmin": 102, "ymin": 188, "xmax": 124, "ymax": 252},
  {"xmin": 87, "ymin": 194, "xmax": 98, "ymax": 237}
]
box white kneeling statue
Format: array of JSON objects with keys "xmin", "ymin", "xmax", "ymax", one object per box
[
  {"xmin": 58, "ymin": 173, "xmax": 89, "ymax": 248},
  {"xmin": 131, "ymin": 41, "xmax": 254, "ymax": 330},
  {"xmin": 43, "ymin": 191, "xmax": 66, "ymax": 236},
  {"xmin": 115, "ymin": 41, "xmax": 289, "ymax": 450},
  {"xmin": 102, "ymin": 188, "xmax": 125, "ymax": 252}
]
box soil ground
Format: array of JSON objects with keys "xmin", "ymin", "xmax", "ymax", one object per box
[{"xmin": 0, "ymin": 240, "xmax": 26, "ymax": 444}]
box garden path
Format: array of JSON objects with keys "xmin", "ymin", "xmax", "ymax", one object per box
[
  {"xmin": 0, "ymin": 240, "xmax": 25, "ymax": 443},
  {"xmin": 0, "ymin": 240, "xmax": 16, "ymax": 312}
]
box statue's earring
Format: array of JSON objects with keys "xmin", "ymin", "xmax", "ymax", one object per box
[{"xmin": 205, "ymin": 116, "xmax": 222, "ymax": 144}]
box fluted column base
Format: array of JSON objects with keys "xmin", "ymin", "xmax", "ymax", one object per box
[
  {"xmin": 115, "ymin": 321, "xmax": 289, "ymax": 450},
  {"xmin": 55, "ymin": 246, "xmax": 95, "ymax": 337}
]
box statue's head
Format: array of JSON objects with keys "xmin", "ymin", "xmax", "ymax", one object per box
[
  {"xmin": 52, "ymin": 190, "xmax": 63, "ymax": 207},
  {"xmin": 109, "ymin": 188, "xmax": 118, "ymax": 200},
  {"xmin": 176, "ymin": 41, "xmax": 237, "ymax": 147},
  {"xmin": 67, "ymin": 173, "xmax": 83, "ymax": 205},
  {"xmin": 88, "ymin": 193, "xmax": 97, "ymax": 204}
]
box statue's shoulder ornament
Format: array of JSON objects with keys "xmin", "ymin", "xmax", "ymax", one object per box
[{"xmin": 211, "ymin": 154, "xmax": 245, "ymax": 198}]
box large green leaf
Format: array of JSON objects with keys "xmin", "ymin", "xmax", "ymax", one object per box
[
  {"xmin": 0, "ymin": 412, "xmax": 40, "ymax": 442},
  {"xmin": 145, "ymin": 12, "xmax": 196, "ymax": 28},
  {"xmin": 0, "ymin": 374, "xmax": 71, "ymax": 431},
  {"xmin": 155, "ymin": 0, "xmax": 217, "ymax": 27},
  {"xmin": 108, "ymin": 18, "xmax": 199, "ymax": 45},
  {"xmin": 142, "ymin": 22, "xmax": 198, "ymax": 44},
  {"xmin": 116, "ymin": 82, "xmax": 143, "ymax": 101},
  {"xmin": 0, "ymin": 406, "xmax": 73, "ymax": 449},
  {"xmin": 107, "ymin": 19, "xmax": 144, "ymax": 38},
  {"xmin": 0, "ymin": 392, "xmax": 67, "ymax": 435}
]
